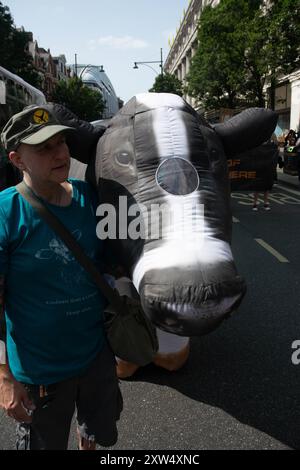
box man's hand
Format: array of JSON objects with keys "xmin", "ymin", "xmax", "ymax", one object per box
[{"xmin": 0, "ymin": 367, "xmax": 36, "ymax": 423}]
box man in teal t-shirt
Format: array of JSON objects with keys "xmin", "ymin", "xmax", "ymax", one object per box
[
  {"xmin": 0, "ymin": 179, "xmax": 106, "ymax": 385},
  {"xmin": 0, "ymin": 105, "xmax": 122, "ymax": 450}
]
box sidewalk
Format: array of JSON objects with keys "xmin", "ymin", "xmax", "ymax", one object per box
[{"xmin": 276, "ymin": 168, "xmax": 299, "ymax": 189}]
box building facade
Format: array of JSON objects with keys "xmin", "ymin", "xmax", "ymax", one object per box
[
  {"xmin": 164, "ymin": 0, "xmax": 218, "ymax": 109},
  {"xmin": 72, "ymin": 65, "xmax": 120, "ymax": 119},
  {"xmin": 165, "ymin": 0, "xmax": 300, "ymax": 133},
  {"xmin": 271, "ymin": 70, "xmax": 300, "ymax": 136},
  {"xmin": 26, "ymin": 37, "xmax": 62, "ymax": 100},
  {"xmin": 53, "ymin": 55, "xmax": 70, "ymax": 82},
  {"xmin": 15, "ymin": 26, "xmax": 120, "ymax": 117}
]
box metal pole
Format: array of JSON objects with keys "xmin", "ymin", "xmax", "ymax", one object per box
[
  {"xmin": 75, "ymin": 54, "xmax": 78, "ymax": 78},
  {"xmin": 160, "ymin": 48, "xmax": 163, "ymax": 75}
]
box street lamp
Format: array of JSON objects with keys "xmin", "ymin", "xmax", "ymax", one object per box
[
  {"xmin": 133, "ymin": 48, "xmax": 163, "ymax": 76},
  {"xmin": 75, "ymin": 54, "xmax": 78, "ymax": 77},
  {"xmin": 79, "ymin": 64, "xmax": 105, "ymax": 78}
]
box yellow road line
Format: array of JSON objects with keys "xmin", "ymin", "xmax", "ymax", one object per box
[{"xmin": 255, "ymin": 238, "xmax": 289, "ymax": 263}]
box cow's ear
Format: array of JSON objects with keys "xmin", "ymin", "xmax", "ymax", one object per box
[
  {"xmin": 46, "ymin": 102, "xmax": 107, "ymax": 164},
  {"xmin": 213, "ymin": 108, "xmax": 278, "ymax": 156}
]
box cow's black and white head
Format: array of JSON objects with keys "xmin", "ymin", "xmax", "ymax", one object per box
[{"xmin": 64, "ymin": 93, "xmax": 277, "ymax": 336}]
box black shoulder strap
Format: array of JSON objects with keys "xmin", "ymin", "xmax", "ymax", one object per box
[{"xmin": 16, "ymin": 181, "xmax": 124, "ymax": 313}]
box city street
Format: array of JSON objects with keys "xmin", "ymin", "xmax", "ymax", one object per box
[
  {"xmin": 0, "ymin": 176, "xmax": 300, "ymax": 450},
  {"xmin": 1, "ymin": 0, "xmax": 299, "ymax": 455}
]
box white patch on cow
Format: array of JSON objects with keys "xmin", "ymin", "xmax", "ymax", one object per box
[
  {"xmin": 136, "ymin": 93, "xmax": 185, "ymax": 113},
  {"xmin": 146, "ymin": 194, "xmax": 204, "ymax": 241},
  {"xmin": 133, "ymin": 93, "xmax": 235, "ymax": 294},
  {"xmin": 137, "ymin": 95, "xmax": 190, "ymax": 190},
  {"xmin": 132, "ymin": 236, "xmax": 234, "ymax": 291}
]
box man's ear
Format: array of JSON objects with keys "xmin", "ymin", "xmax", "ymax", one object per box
[{"xmin": 8, "ymin": 151, "xmax": 26, "ymax": 171}]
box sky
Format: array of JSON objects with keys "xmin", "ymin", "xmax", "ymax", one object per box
[{"xmin": 3, "ymin": 0, "xmax": 190, "ymax": 103}]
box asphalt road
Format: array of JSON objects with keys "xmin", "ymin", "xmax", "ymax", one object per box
[{"xmin": 1, "ymin": 181, "xmax": 300, "ymax": 450}]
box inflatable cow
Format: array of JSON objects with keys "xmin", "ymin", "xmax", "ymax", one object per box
[{"xmin": 49, "ymin": 94, "xmax": 277, "ymax": 377}]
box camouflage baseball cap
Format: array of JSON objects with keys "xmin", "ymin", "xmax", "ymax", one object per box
[{"xmin": 0, "ymin": 105, "xmax": 75, "ymax": 152}]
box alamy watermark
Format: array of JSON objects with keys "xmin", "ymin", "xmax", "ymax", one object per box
[
  {"xmin": 291, "ymin": 340, "xmax": 300, "ymax": 365},
  {"xmin": 95, "ymin": 196, "xmax": 205, "ymax": 241}
]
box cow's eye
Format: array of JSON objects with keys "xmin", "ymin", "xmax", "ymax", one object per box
[
  {"xmin": 156, "ymin": 157, "xmax": 199, "ymax": 196},
  {"xmin": 115, "ymin": 152, "xmax": 131, "ymax": 166}
]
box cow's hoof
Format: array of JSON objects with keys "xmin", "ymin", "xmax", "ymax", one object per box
[
  {"xmin": 116, "ymin": 359, "xmax": 140, "ymax": 379},
  {"xmin": 153, "ymin": 343, "xmax": 190, "ymax": 372}
]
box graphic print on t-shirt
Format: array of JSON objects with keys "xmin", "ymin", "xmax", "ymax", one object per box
[{"xmin": 34, "ymin": 229, "xmax": 94, "ymax": 287}]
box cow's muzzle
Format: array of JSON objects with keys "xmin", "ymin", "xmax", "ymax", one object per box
[{"xmin": 139, "ymin": 272, "xmax": 246, "ymax": 336}]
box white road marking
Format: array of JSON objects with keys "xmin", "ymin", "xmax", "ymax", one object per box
[
  {"xmin": 231, "ymin": 187, "xmax": 300, "ymax": 205},
  {"xmin": 255, "ymin": 238, "xmax": 289, "ymax": 263},
  {"xmin": 267, "ymin": 194, "xmax": 285, "ymax": 205},
  {"xmin": 275, "ymin": 184, "xmax": 300, "ymax": 197},
  {"xmin": 232, "ymin": 216, "xmax": 240, "ymax": 223}
]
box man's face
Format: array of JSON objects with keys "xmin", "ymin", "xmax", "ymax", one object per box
[{"xmin": 10, "ymin": 132, "xmax": 71, "ymax": 184}]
